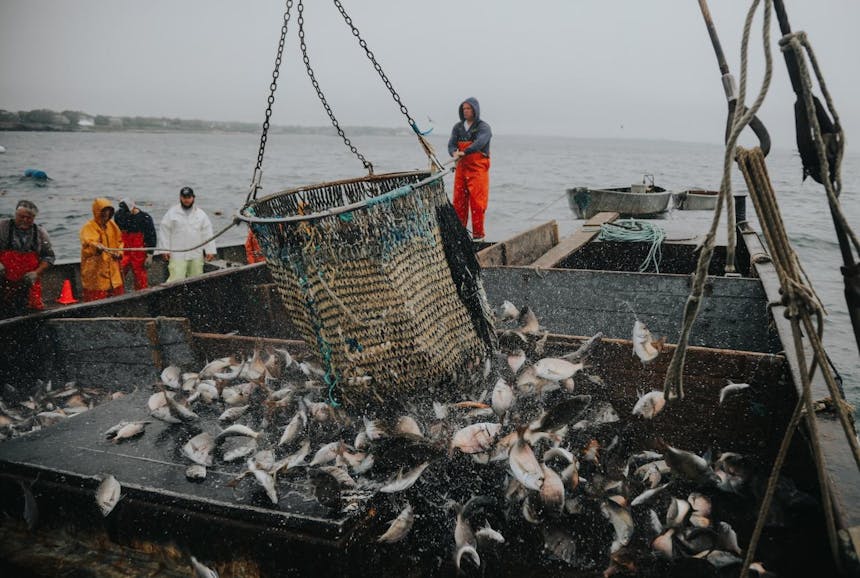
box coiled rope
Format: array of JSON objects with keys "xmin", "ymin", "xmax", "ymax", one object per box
[{"xmin": 597, "ymin": 219, "xmax": 665, "ymax": 273}]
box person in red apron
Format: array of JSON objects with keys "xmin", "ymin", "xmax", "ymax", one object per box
[
  {"xmin": 115, "ymin": 199, "xmax": 157, "ymax": 290},
  {"xmin": 447, "ymin": 97, "xmax": 492, "ymax": 241},
  {"xmin": 0, "ymin": 200, "xmax": 55, "ymax": 317}
]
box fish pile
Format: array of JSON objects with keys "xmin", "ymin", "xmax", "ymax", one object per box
[
  {"xmin": 14, "ymin": 302, "xmax": 804, "ymax": 577},
  {"xmin": 0, "ymin": 380, "xmax": 121, "ymax": 442}
]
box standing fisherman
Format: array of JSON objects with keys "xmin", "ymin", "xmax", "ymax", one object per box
[
  {"xmin": 115, "ymin": 199, "xmax": 157, "ymax": 290},
  {"xmin": 448, "ymin": 97, "xmax": 492, "ymax": 242},
  {"xmin": 158, "ymin": 187, "xmax": 217, "ymax": 283},
  {"xmin": 0, "ymin": 200, "xmax": 55, "ymax": 316},
  {"xmin": 79, "ymin": 198, "xmax": 124, "ymax": 302}
]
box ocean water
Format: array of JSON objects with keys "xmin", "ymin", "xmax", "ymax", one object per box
[{"xmin": 0, "ymin": 130, "xmax": 857, "ymax": 411}]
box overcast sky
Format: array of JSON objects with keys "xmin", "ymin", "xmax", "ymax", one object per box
[{"xmin": 1, "ymin": 1, "xmax": 858, "ymax": 150}]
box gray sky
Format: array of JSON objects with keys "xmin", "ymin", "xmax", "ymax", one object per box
[{"xmin": 2, "ymin": 1, "xmax": 858, "ymax": 149}]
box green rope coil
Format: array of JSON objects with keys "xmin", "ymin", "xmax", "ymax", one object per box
[{"xmin": 597, "ymin": 219, "xmax": 666, "ymax": 273}]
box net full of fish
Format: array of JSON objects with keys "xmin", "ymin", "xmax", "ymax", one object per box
[{"xmin": 13, "ymin": 306, "xmax": 802, "ymax": 577}]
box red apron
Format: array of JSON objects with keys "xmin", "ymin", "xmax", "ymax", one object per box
[
  {"xmin": 453, "ymin": 140, "xmax": 491, "ymax": 238},
  {"xmin": 0, "ymin": 248, "xmax": 43, "ymax": 311},
  {"xmin": 120, "ymin": 231, "xmax": 148, "ymax": 289}
]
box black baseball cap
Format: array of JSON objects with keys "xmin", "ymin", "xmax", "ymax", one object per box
[{"xmin": 180, "ymin": 186, "xmax": 195, "ymax": 197}]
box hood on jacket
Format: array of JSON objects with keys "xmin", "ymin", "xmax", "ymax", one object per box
[
  {"xmin": 91, "ymin": 197, "xmax": 115, "ymax": 220},
  {"xmin": 458, "ymin": 97, "xmax": 481, "ymax": 122}
]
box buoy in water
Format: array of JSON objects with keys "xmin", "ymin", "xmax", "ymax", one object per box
[{"xmin": 24, "ymin": 168, "xmax": 48, "ymax": 180}]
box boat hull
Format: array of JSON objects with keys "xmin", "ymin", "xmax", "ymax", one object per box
[
  {"xmin": 673, "ymin": 189, "xmax": 719, "ymax": 210},
  {"xmin": 566, "ymin": 186, "xmax": 672, "ymax": 219}
]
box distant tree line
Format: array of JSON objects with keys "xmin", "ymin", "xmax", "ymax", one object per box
[{"xmin": 0, "ymin": 108, "xmax": 411, "ymax": 136}]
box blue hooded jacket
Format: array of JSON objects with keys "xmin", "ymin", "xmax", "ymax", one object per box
[{"xmin": 447, "ymin": 97, "xmax": 492, "ymax": 157}]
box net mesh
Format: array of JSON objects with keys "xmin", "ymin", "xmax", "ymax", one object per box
[{"xmin": 246, "ymin": 171, "xmax": 494, "ymax": 406}]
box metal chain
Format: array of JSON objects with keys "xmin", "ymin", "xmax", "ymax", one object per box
[
  {"xmin": 247, "ymin": 0, "xmax": 294, "ymax": 205},
  {"xmin": 332, "ymin": 0, "xmax": 417, "ymax": 132},
  {"xmin": 298, "ymin": 0, "xmax": 374, "ymax": 174}
]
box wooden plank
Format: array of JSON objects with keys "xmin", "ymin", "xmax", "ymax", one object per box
[
  {"xmin": 502, "ymin": 221, "xmax": 559, "ymax": 266},
  {"xmin": 192, "ymin": 332, "xmax": 310, "ymax": 361},
  {"xmin": 46, "ymin": 317, "xmax": 196, "ymax": 389},
  {"xmin": 483, "ymin": 266, "xmax": 776, "ymax": 353},
  {"xmin": 530, "ymin": 212, "xmax": 620, "ymax": 269},
  {"xmin": 742, "ymin": 227, "xmax": 860, "ymax": 529},
  {"xmin": 476, "ymin": 242, "xmax": 506, "ymax": 268}
]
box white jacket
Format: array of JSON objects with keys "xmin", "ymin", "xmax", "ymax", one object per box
[{"xmin": 158, "ymin": 204, "xmax": 216, "ymax": 261}]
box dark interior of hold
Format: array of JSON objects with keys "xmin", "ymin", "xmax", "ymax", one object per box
[
  {"xmin": 0, "ymin": 331, "xmax": 837, "ymax": 577},
  {"xmin": 560, "ymin": 241, "xmax": 736, "ymax": 276}
]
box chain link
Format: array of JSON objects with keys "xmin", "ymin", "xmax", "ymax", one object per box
[
  {"xmin": 298, "ymin": 0, "xmax": 373, "ymax": 174},
  {"xmin": 332, "ymin": 0, "xmax": 416, "ymax": 130},
  {"xmin": 248, "ymin": 0, "xmax": 294, "ymax": 204}
]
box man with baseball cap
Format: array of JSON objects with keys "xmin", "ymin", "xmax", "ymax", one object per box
[{"xmin": 158, "ymin": 186, "xmax": 216, "ymax": 282}]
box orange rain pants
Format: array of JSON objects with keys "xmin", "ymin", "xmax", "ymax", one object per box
[{"xmin": 453, "ymin": 140, "xmax": 490, "ymax": 239}]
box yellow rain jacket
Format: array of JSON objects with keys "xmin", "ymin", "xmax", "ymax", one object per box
[{"xmin": 80, "ymin": 198, "xmax": 124, "ymax": 291}]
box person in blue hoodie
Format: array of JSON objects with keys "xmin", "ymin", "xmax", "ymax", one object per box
[{"xmin": 447, "ymin": 97, "xmax": 492, "ymax": 241}]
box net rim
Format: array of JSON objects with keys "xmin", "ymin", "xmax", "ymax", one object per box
[{"xmin": 238, "ymin": 169, "xmax": 449, "ymax": 224}]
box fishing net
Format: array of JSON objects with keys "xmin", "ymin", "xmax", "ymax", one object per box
[{"xmin": 244, "ymin": 171, "xmax": 496, "ymax": 406}]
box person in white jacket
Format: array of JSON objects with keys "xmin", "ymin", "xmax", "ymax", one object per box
[{"xmin": 158, "ymin": 186, "xmax": 217, "ymax": 282}]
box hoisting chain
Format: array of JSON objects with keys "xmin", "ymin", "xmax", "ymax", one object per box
[
  {"xmin": 246, "ymin": 0, "xmax": 294, "ymax": 205},
  {"xmin": 298, "ymin": 0, "xmax": 374, "ymax": 175},
  {"xmin": 332, "ymin": 0, "xmax": 444, "ymax": 170}
]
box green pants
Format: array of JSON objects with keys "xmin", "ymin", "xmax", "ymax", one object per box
[{"xmin": 166, "ymin": 258, "xmax": 204, "ymax": 283}]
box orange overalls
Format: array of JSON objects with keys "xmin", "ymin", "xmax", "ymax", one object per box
[
  {"xmin": 453, "ymin": 141, "xmax": 490, "ymax": 239},
  {"xmin": 0, "ymin": 225, "xmax": 44, "ymax": 312},
  {"xmin": 120, "ymin": 230, "xmax": 148, "ymax": 290}
]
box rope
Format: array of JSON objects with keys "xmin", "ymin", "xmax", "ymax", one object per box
[
  {"xmin": 96, "ymin": 219, "xmax": 241, "ymax": 254},
  {"xmin": 736, "ymin": 146, "xmax": 852, "ymax": 576},
  {"xmin": 662, "ymin": 0, "xmax": 774, "ymax": 400},
  {"xmin": 597, "ymin": 219, "xmax": 665, "ymax": 272}
]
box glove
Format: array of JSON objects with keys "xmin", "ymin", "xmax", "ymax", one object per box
[
  {"xmin": 22, "ymin": 271, "xmax": 38, "ymax": 286},
  {"xmin": 144, "ymin": 254, "xmax": 153, "ymax": 269}
]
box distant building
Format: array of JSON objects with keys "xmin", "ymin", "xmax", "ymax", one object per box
[{"xmin": 77, "ymin": 115, "xmax": 95, "ymax": 128}]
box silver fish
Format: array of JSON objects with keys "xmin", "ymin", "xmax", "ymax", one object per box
[
  {"xmin": 190, "ymin": 555, "xmax": 219, "ymax": 578},
  {"xmin": 221, "ymin": 436, "xmax": 258, "ymax": 462},
  {"xmin": 534, "ymin": 357, "xmax": 583, "ymax": 381},
  {"xmin": 310, "ymin": 441, "xmax": 343, "ymax": 466},
  {"xmin": 632, "ymin": 319, "xmax": 661, "ymax": 363},
  {"xmin": 150, "ymin": 405, "xmax": 181, "ymax": 424},
  {"xmin": 96, "ymin": 474, "xmax": 121, "ymax": 517},
  {"xmin": 631, "ymin": 482, "xmax": 670, "ymax": 507},
  {"xmin": 450, "ymin": 422, "xmax": 501, "ymax": 455},
  {"xmin": 163, "ymin": 391, "xmax": 199, "ymax": 422},
  {"xmin": 186, "ymin": 464, "xmax": 207, "ymax": 481},
  {"xmin": 394, "ymin": 415, "xmax": 422, "ymax": 437},
  {"xmin": 476, "ymin": 520, "xmax": 505, "ymax": 545},
  {"xmin": 377, "ymin": 503, "xmax": 414, "ymax": 543},
  {"xmin": 454, "ymin": 505, "xmax": 480, "ymax": 572},
  {"xmin": 248, "ymin": 458, "xmax": 278, "ymax": 504},
  {"xmin": 379, "ymin": 462, "xmax": 430, "ymax": 494},
  {"xmin": 719, "ymin": 381, "xmax": 751, "ymax": 404},
  {"xmin": 182, "ymin": 432, "xmax": 215, "ymax": 466},
  {"xmin": 652, "ymin": 528, "xmax": 675, "ymax": 558},
  {"xmin": 160, "ymin": 365, "xmax": 182, "ymax": 389},
  {"xmin": 662, "ymin": 441, "xmax": 718, "ymax": 486},
  {"xmin": 601, "ymin": 499, "xmax": 634, "ymax": 553},
  {"xmin": 499, "ymin": 300, "xmax": 520, "ymax": 321},
  {"xmin": 540, "ymin": 463, "xmax": 565, "ymax": 511},
  {"xmin": 218, "ymin": 405, "xmax": 250, "ymax": 422},
  {"xmin": 279, "ymin": 409, "xmax": 307, "ymax": 447},
  {"xmin": 18, "ymin": 480, "xmax": 38, "ymax": 530},
  {"xmin": 509, "ymin": 436, "xmax": 544, "ymax": 491},
  {"xmin": 491, "ymin": 377, "xmax": 514, "ymax": 419},
  {"xmin": 110, "ymin": 420, "xmax": 150, "ymax": 443},
  {"xmin": 631, "ymin": 390, "xmax": 666, "ymax": 419},
  {"xmin": 216, "ymin": 423, "xmax": 261, "ymax": 440}
]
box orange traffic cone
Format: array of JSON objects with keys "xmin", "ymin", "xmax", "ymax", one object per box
[{"xmin": 57, "ymin": 279, "xmax": 78, "ymax": 304}]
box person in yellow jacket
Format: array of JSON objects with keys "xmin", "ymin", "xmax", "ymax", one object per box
[{"xmin": 80, "ymin": 198, "xmax": 124, "ymax": 302}]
